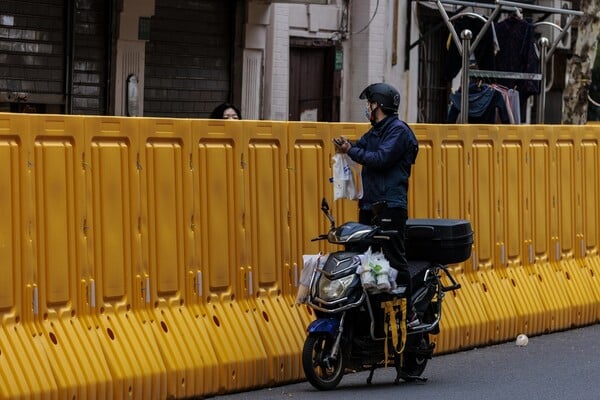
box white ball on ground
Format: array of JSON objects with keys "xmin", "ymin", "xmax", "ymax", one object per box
[{"xmin": 515, "ymin": 334, "xmax": 529, "ymax": 346}]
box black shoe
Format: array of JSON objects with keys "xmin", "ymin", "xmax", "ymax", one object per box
[{"xmin": 407, "ymin": 312, "xmax": 421, "ymax": 329}]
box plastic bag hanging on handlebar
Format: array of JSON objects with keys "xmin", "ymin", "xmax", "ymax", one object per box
[
  {"xmin": 332, "ymin": 153, "xmax": 363, "ymax": 201},
  {"xmin": 296, "ymin": 253, "xmax": 326, "ymax": 304}
]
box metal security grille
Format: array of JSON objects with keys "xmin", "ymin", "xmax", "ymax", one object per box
[
  {"xmin": 71, "ymin": 0, "xmax": 110, "ymax": 115},
  {"xmin": 144, "ymin": 0, "xmax": 234, "ymax": 118},
  {"xmin": 0, "ymin": 0, "xmax": 65, "ymax": 113},
  {"xmin": 0, "ymin": 0, "xmax": 109, "ymax": 114},
  {"xmin": 417, "ymin": 7, "xmax": 450, "ymax": 123}
]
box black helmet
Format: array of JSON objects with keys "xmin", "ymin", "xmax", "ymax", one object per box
[{"xmin": 359, "ymin": 82, "xmax": 400, "ymax": 115}]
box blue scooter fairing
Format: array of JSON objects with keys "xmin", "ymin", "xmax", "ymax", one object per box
[{"xmin": 307, "ymin": 317, "xmax": 340, "ymax": 336}]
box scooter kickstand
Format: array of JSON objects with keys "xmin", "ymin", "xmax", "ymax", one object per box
[{"xmin": 366, "ymin": 367, "xmax": 376, "ymax": 385}]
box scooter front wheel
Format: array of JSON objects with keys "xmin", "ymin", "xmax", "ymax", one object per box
[{"xmin": 302, "ymin": 333, "xmax": 344, "ymax": 390}]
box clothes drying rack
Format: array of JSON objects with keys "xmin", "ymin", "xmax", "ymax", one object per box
[{"xmin": 420, "ymin": 0, "xmax": 583, "ymax": 123}]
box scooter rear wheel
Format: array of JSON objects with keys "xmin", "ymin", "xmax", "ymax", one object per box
[
  {"xmin": 400, "ymin": 334, "xmax": 430, "ymax": 378},
  {"xmin": 302, "ymin": 333, "xmax": 344, "ymax": 390}
]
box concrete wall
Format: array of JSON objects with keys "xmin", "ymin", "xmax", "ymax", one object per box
[{"xmin": 114, "ymin": 0, "xmax": 155, "ymax": 116}]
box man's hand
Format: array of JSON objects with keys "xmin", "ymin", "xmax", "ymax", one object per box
[{"xmin": 333, "ymin": 137, "xmax": 351, "ymax": 153}]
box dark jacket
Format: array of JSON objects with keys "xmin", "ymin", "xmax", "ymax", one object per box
[
  {"xmin": 347, "ymin": 116, "xmax": 418, "ymax": 210},
  {"xmin": 494, "ymin": 16, "xmax": 540, "ymax": 98}
]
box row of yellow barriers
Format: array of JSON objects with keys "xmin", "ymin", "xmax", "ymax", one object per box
[{"xmin": 0, "ymin": 113, "xmax": 599, "ymax": 399}]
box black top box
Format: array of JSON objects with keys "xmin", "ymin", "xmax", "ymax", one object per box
[{"xmin": 405, "ymin": 218, "xmax": 473, "ymax": 264}]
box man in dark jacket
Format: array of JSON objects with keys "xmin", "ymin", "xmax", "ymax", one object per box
[{"xmin": 334, "ymin": 82, "xmax": 420, "ymax": 327}]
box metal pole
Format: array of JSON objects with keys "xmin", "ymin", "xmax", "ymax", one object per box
[
  {"xmin": 460, "ymin": 29, "xmax": 472, "ymax": 124},
  {"xmin": 537, "ymin": 37, "xmax": 549, "ymax": 124}
]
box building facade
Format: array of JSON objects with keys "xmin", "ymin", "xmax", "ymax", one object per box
[{"xmin": 0, "ymin": 0, "xmax": 578, "ymax": 123}]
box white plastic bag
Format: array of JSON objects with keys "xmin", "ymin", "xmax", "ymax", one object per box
[
  {"xmin": 357, "ymin": 247, "xmax": 397, "ymax": 292},
  {"xmin": 296, "ymin": 253, "xmax": 326, "ymax": 304},
  {"xmin": 369, "ymin": 251, "xmax": 391, "ymax": 291},
  {"xmin": 332, "ymin": 153, "xmax": 363, "ymax": 201},
  {"xmin": 356, "ymin": 247, "xmax": 376, "ymax": 289}
]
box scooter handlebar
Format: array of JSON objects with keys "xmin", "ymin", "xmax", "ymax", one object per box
[{"xmin": 311, "ymin": 234, "xmax": 329, "ymax": 242}]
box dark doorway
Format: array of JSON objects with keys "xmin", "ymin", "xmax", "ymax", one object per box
[{"xmin": 289, "ymin": 39, "xmax": 340, "ymax": 122}]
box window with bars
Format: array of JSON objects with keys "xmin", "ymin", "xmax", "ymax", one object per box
[{"xmin": 417, "ymin": 7, "xmax": 451, "ymax": 123}]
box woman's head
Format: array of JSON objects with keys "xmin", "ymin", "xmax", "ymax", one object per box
[{"xmin": 210, "ymin": 102, "xmax": 241, "ymax": 120}]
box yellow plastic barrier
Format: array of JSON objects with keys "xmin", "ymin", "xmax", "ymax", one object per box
[
  {"xmin": 561, "ymin": 259, "xmax": 598, "ymax": 326},
  {"xmin": 504, "ymin": 265, "xmax": 548, "ymax": 335},
  {"xmin": 476, "ymin": 269, "xmax": 518, "ymax": 343},
  {"xmin": 0, "ymin": 114, "xmax": 56, "ymax": 398},
  {"xmin": 26, "ymin": 115, "xmax": 115, "ymax": 399},
  {"xmin": 582, "ymin": 256, "xmax": 600, "ymax": 322},
  {"xmin": 0, "ymin": 324, "xmax": 59, "ymax": 398},
  {"xmin": 84, "ymin": 116, "xmax": 169, "ymax": 399},
  {"xmin": 1, "ymin": 114, "xmax": 600, "ymax": 399},
  {"xmin": 139, "ymin": 117, "xmax": 210, "ymax": 398},
  {"xmin": 190, "ymin": 119, "xmax": 270, "ymax": 393}
]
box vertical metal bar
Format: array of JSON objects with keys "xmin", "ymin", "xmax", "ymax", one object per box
[
  {"xmin": 537, "ymin": 37, "xmax": 549, "ymax": 124},
  {"xmin": 90, "ymin": 280, "xmax": 96, "ymax": 308},
  {"xmin": 460, "ymin": 29, "xmax": 472, "ymax": 124}
]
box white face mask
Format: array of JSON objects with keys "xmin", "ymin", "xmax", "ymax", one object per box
[{"xmin": 365, "ymin": 102, "xmax": 378, "ymax": 125}]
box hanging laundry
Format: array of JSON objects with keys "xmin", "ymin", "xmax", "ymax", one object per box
[
  {"xmin": 447, "ymin": 83, "xmax": 510, "ymax": 124},
  {"xmin": 490, "ymin": 84, "xmax": 521, "ymax": 124},
  {"xmin": 508, "ymin": 88, "xmax": 521, "ymax": 124},
  {"xmin": 494, "ymin": 15, "xmax": 540, "ymax": 120}
]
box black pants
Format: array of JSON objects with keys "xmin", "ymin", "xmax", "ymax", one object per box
[
  {"xmin": 359, "ymin": 207, "xmax": 414, "ymax": 311},
  {"xmin": 359, "ymin": 206, "xmax": 408, "ymax": 266}
]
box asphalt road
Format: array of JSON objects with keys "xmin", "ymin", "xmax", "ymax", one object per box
[{"xmin": 211, "ymin": 323, "xmax": 600, "ymax": 400}]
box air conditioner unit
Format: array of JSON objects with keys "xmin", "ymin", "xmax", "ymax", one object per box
[{"xmin": 535, "ymin": 0, "xmax": 572, "ymax": 50}]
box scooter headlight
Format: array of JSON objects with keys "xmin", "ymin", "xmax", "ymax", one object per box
[{"xmin": 318, "ymin": 274, "xmax": 356, "ymax": 301}]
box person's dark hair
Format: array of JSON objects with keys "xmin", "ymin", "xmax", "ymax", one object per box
[{"xmin": 210, "ymin": 102, "xmax": 242, "ymax": 119}]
